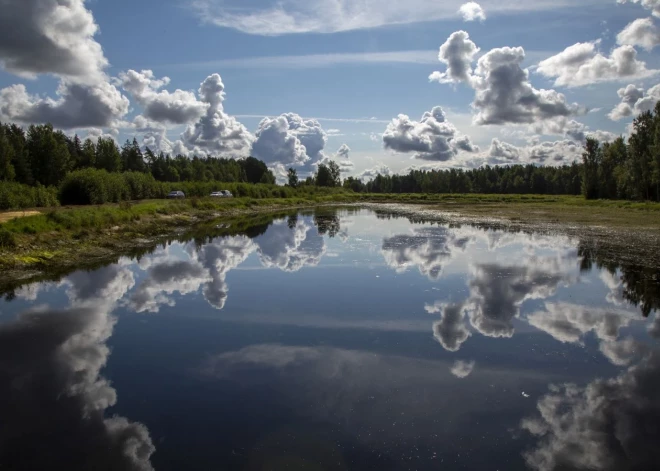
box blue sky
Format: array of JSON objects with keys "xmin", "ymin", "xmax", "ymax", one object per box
[{"xmin": 1, "ymin": 0, "xmax": 660, "ymax": 179}]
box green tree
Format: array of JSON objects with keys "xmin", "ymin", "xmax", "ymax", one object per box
[
  {"xmin": 581, "ymin": 138, "xmax": 601, "ymax": 199},
  {"xmin": 121, "ymin": 138, "xmax": 146, "ymax": 172},
  {"xmin": 80, "ymin": 138, "xmax": 96, "ymax": 168},
  {"xmin": 241, "ymin": 157, "xmax": 273, "ymax": 184},
  {"xmin": 316, "ymin": 160, "xmax": 341, "ymax": 187},
  {"xmin": 628, "ymin": 111, "xmax": 654, "ymax": 200},
  {"xmin": 26, "ymin": 124, "xmax": 71, "ymax": 186},
  {"xmin": 5, "ymin": 124, "xmax": 32, "ymax": 185},
  {"xmin": 315, "ymin": 163, "xmax": 332, "ymax": 187},
  {"xmin": 0, "ymin": 126, "xmax": 16, "ymax": 181},
  {"xmin": 652, "ymin": 102, "xmax": 660, "ymax": 201},
  {"xmin": 343, "ymin": 176, "xmax": 365, "ymax": 192},
  {"xmin": 95, "ymin": 137, "xmax": 122, "ymax": 172},
  {"xmin": 287, "ymin": 167, "xmax": 298, "ymax": 187}
]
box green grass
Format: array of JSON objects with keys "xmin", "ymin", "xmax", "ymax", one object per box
[{"xmin": 3, "ymin": 193, "xmax": 660, "ymax": 237}]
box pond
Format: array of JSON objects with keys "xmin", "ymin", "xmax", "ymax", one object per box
[{"xmin": 1, "ymin": 208, "xmax": 659, "ymax": 471}]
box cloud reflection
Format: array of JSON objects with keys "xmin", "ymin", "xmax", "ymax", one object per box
[
  {"xmin": 382, "ymin": 227, "xmax": 473, "ymax": 280},
  {"xmin": 522, "ymin": 350, "xmax": 660, "ymax": 471},
  {"xmin": 255, "ymin": 219, "xmax": 326, "ymax": 272},
  {"xmin": 0, "ymin": 266, "xmax": 154, "ymax": 470}
]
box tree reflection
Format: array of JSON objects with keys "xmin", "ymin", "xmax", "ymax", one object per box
[{"xmin": 579, "ymin": 240, "xmax": 660, "ymax": 317}]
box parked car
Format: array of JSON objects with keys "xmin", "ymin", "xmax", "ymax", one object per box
[
  {"xmin": 210, "ymin": 191, "xmax": 233, "ymax": 198},
  {"xmin": 167, "ymin": 190, "xmax": 185, "ymax": 199}
]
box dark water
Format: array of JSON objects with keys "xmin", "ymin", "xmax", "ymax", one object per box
[{"xmin": 1, "ymin": 208, "xmax": 659, "ymax": 471}]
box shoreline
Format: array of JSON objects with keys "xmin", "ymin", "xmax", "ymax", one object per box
[{"xmin": 1, "ymin": 196, "xmax": 660, "ymax": 294}]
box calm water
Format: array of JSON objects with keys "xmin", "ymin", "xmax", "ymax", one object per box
[{"xmin": 1, "ymin": 208, "xmax": 659, "ymax": 471}]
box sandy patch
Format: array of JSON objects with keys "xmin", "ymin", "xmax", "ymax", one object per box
[{"xmin": 0, "ymin": 211, "xmax": 41, "ymax": 224}]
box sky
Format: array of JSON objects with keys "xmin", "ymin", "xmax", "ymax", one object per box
[{"xmin": 1, "ymin": 0, "xmax": 660, "ymax": 181}]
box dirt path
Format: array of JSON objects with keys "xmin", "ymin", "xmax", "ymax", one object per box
[{"xmin": 0, "ymin": 211, "xmax": 41, "ymax": 224}]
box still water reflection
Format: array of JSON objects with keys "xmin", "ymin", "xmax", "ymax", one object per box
[{"xmin": 1, "ymin": 209, "xmax": 659, "ymax": 470}]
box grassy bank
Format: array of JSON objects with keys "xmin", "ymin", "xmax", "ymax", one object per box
[
  {"xmin": 1, "ymin": 193, "xmax": 660, "ymax": 287},
  {"xmin": 0, "ymin": 195, "xmax": 352, "ymax": 271}
]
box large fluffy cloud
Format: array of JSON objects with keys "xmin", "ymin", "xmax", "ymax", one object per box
[
  {"xmin": 537, "ymin": 42, "xmax": 658, "ymax": 87},
  {"xmin": 472, "ymin": 47, "xmax": 579, "ymax": 124},
  {"xmin": 430, "ymin": 33, "xmax": 579, "ymax": 125},
  {"xmin": 0, "ymin": 0, "xmax": 107, "ymax": 83},
  {"xmin": 522, "ymin": 350, "xmax": 660, "ymax": 471},
  {"xmin": 458, "ymin": 2, "xmax": 486, "ymax": 21},
  {"xmin": 0, "ymin": 1, "xmax": 133, "ymax": 131},
  {"xmin": 118, "ymin": 70, "xmax": 208, "ymax": 125},
  {"xmin": 181, "ymin": 74, "xmax": 253, "ymax": 156},
  {"xmin": 251, "ymin": 113, "xmax": 327, "ymax": 166},
  {"xmin": 617, "ymin": 17, "xmax": 660, "ymax": 51},
  {"xmin": 0, "ymin": 80, "xmax": 129, "ymax": 129},
  {"xmin": 608, "ymin": 83, "xmax": 660, "ymax": 120},
  {"xmin": 383, "ymin": 106, "xmax": 478, "ymax": 161}
]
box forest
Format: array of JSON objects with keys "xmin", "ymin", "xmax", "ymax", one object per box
[{"xmin": 1, "ymin": 102, "xmax": 660, "ymax": 208}]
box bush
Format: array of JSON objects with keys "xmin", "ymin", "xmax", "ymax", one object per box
[
  {"xmin": 0, "ymin": 228, "xmax": 16, "ymax": 248},
  {"xmin": 0, "ymin": 182, "xmax": 59, "ymax": 210},
  {"xmin": 59, "ymin": 168, "xmax": 111, "ymax": 205}
]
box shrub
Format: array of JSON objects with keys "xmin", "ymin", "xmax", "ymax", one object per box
[
  {"xmin": 0, "ymin": 182, "xmax": 59, "ymax": 210},
  {"xmin": 59, "ymin": 168, "xmax": 111, "ymax": 205}
]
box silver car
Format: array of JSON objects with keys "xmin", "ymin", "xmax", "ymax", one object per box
[{"xmin": 167, "ymin": 190, "xmax": 185, "ymax": 199}]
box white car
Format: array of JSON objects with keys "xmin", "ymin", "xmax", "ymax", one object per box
[{"xmin": 210, "ymin": 191, "xmax": 233, "ymax": 198}]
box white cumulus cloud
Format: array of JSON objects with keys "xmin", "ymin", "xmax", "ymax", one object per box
[
  {"xmin": 0, "ymin": 80, "xmax": 129, "ymax": 129},
  {"xmin": 383, "ymin": 106, "xmax": 478, "ymax": 161},
  {"xmin": 252, "ymin": 113, "xmax": 327, "ymax": 166},
  {"xmin": 0, "ymin": 0, "xmax": 108, "ymax": 84},
  {"xmin": 181, "ymin": 74, "xmax": 254, "ymax": 156},
  {"xmin": 118, "ymin": 70, "xmax": 208, "ymax": 125},
  {"xmin": 608, "ymin": 83, "xmax": 660, "ymax": 120},
  {"xmin": 617, "ymin": 17, "xmax": 660, "ymax": 51},
  {"xmin": 537, "ymin": 42, "xmax": 658, "ymax": 87}
]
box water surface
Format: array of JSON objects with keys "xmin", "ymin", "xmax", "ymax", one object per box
[{"xmin": 1, "ymin": 208, "xmax": 659, "ymax": 470}]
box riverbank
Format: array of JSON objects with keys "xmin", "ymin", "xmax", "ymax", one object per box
[{"xmin": 1, "ymin": 194, "xmax": 660, "ymax": 293}]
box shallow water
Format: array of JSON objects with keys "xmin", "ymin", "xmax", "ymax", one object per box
[{"xmin": 1, "ymin": 208, "xmax": 659, "ymax": 471}]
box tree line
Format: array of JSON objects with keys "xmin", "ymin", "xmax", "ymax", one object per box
[
  {"xmin": 2, "ymin": 103, "xmax": 660, "ymax": 202},
  {"xmin": 582, "ymin": 103, "xmax": 660, "ymax": 201},
  {"xmin": 0, "ymin": 123, "xmax": 276, "ymax": 186}
]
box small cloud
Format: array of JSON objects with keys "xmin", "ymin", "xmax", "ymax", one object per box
[{"xmin": 459, "ymin": 2, "xmax": 486, "ymax": 22}]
